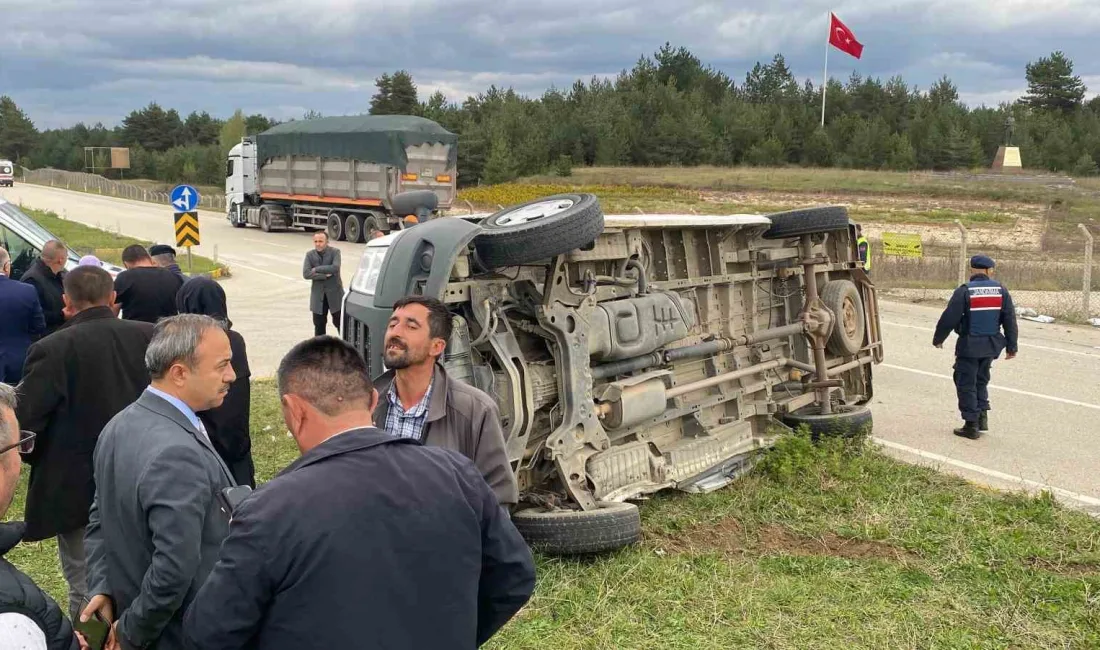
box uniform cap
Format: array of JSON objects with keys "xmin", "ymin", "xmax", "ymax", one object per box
[
  {"xmin": 149, "ymin": 244, "xmax": 176, "ymax": 257},
  {"xmin": 970, "ymin": 254, "xmax": 995, "ymax": 270}
]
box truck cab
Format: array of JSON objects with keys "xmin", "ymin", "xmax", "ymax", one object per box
[
  {"xmin": 342, "ymin": 193, "xmax": 884, "ymax": 556},
  {"xmin": 225, "ymin": 139, "xmax": 258, "ymax": 216}
]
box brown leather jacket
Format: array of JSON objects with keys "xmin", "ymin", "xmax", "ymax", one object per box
[{"xmin": 373, "ymin": 364, "xmax": 518, "ymax": 506}]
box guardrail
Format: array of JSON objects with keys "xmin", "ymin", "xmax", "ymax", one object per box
[{"xmin": 18, "ymin": 168, "xmax": 227, "ymax": 211}]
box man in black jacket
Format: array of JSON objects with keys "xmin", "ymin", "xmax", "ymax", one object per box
[
  {"xmin": 16, "ymin": 266, "xmax": 155, "ymax": 621},
  {"xmin": 185, "ymin": 336, "xmax": 535, "ymax": 650},
  {"xmin": 20, "ymin": 240, "xmax": 68, "ymax": 336},
  {"xmin": 0, "ymin": 382, "xmax": 86, "ymax": 650}
]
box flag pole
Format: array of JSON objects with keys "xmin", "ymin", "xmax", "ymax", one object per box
[{"xmin": 820, "ymin": 11, "xmax": 830, "ymax": 128}]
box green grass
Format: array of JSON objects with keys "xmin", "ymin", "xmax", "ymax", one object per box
[
  {"xmin": 22, "ymin": 207, "xmax": 223, "ymax": 275},
  {"xmin": 7, "ymin": 381, "xmax": 1099, "ymax": 648},
  {"xmin": 458, "ymin": 183, "xmax": 1021, "ymax": 228},
  {"xmin": 528, "ymin": 166, "xmax": 1093, "ymax": 205}
]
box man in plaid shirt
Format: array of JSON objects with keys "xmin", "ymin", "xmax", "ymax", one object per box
[{"xmin": 373, "ymin": 296, "xmax": 518, "ymax": 507}]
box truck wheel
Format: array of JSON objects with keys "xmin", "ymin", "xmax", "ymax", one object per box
[
  {"xmin": 259, "ymin": 207, "xmax": 273, "ymax": 233},
  {"xmin": 344, "ymin": 214, "xmax": 365, "ymax": 243},
  {"xmin": 473, "ymin": 193, "xmax": 604, "ymax": 268},
  {"xmin": 326, "ymin": 212, "xmax": 345, "ymax": 241},
  {"xmin": 762, "ymin": 206, "xmax": 850, "ymax": 240},
  {"xmin": 781, "ymin": 404, "xmax": 872, "ymax": 441},
  {"xmin": 821, "ymin": 280, "xmax": 865, "ymax": 356},
  {"xmin": 364, "ymin": 214, "xmax": 385, "ymax": 239},
  {"xmin": 511, "ymin": 501, "xmax": 641, "ymax": 555}
]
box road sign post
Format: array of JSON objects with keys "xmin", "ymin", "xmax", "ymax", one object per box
[{"xmin": 169, "ymin": 185, "xmax": 201, "ymax": 275}]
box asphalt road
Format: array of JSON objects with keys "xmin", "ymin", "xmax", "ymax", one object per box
[{"xmin": 5, "ymin": 183, "xmax": 1099, "ymax": 513}]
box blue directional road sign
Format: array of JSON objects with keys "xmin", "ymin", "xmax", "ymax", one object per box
[{"xmin": 170, "ymin": 184, "xmax": 200, "ymax": 212}]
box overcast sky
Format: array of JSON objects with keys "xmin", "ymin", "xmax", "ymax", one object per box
[{"xmin": 5, "ymin": 0, "xmax": 1100, "ymax": 129}]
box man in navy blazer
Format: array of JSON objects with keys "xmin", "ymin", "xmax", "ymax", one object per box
[{"xmin": 0, "ymin": 247, "xmax": 45, "ymax": 383}]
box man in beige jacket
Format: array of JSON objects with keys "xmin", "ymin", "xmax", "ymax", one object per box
[{"xmin": 372, "ymin": 295, "xmax": 518, "ymax": 507}]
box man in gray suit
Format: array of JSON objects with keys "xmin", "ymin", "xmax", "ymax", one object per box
[
  {"xmin": 303, "ymin": 232, "xmax": 343, "ymax": 336},
  {"xmin": 80, "ymin": 314, "xmax": 238, "ymax": 650}
]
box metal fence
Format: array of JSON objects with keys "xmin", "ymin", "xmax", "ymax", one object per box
[
  {"xmin": 18, "ymin": 168, "xmax": 227, "ymax": 212},
  {"xmin": 873, "ymin": 222, "xmax": 1099, "ymax": 324}
]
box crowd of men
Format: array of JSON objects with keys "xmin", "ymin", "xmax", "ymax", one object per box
[{"xmin": 0, "ymin": 237, "xmax": 535, "ymax": 650}]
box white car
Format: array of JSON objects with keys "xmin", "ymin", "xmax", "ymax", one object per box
[
  {"xmin": 0, "ymin": 197, "xmax": 123, "ymax": 278},
  {"xmin": 0, "ymin": 160, "xmax": 13, "ymax": 188}
]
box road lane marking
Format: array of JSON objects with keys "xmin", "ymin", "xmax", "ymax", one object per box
[
  {"xmin": 244, "ymin": 238, "xmax": 291, "ymax": 249},
  {"xmin": 882, "ymin": 321, "xmax": 1100, "ymax": 359},
  {"xmin": 219, "ymin": 259, "xmax": 301, "ymax": 283},
  {"xmin": 880, "ymin": 363, "xmax": 1100, "ymax": 411},
  {"xmin": 873, "ymin": 437, "xmax": 1100, "ymax": 508}
]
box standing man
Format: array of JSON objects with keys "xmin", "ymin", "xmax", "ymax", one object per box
[
  {"xmin": 0, "ymin": 383, "xmax": 88, "ymax": 650},
  {"xmin": 20, "ymin": 240, "xmax": 68, "ymax": 336},
  {"xmin": 176, "ymin": 276, "xmax": 255, "ymax": 487},
  {"xmin": 303, "ymin": 232, "xmax": 343, "ymax": 336},
  {"xmin": 933, "ymin": 255, "xmax": 1019, "ymax": 439},
  {"xmin": 81, "ymin": 314, "xmax": 238, "ymax": 650},
  {"xmin": 113, "ymin": 244, "xmax": 184, "ymax": 323},
  {"xmin": 184, "ymin": 337, "xmax": 535, "ymax": 650},
  {"xmin": 16, "ymin": 266, "xmax": 155, "ymax": 622},
  {"xmin": 373, "ymin": 296, "xmax": 518, "ymax": 507},
  {"xmin": 0, "ymin": 247, "xmax": 45, "ymax": 383},
  {"xmin": 149, "ymin": 244, "xmax": 185, "ymax": 280},
  {"xmin": 855, "ymin": 224, "xmax": 871, "ymax": 273}
]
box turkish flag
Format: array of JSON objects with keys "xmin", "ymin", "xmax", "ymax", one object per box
[{"xmin": 829, "ymin": 13, "xmax": 863, "ymax": 59}]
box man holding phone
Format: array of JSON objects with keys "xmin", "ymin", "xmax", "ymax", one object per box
[
  {"xmin": 184, "ymin": 336, "xmax": 535, "ymax": 650},
  {"xmin": 81, "ymin": 315, "xmax": 238, "ymax": 650}
]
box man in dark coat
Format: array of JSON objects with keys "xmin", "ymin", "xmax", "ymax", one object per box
[
  {"xmin": 303, "ymin": 232, "xmax": 343, "ymax": 336},
  {"xmin": 176, "ymin": 276, "xmax": 255, "ymax": 487},
  {"xmin": 20, "ymin": 240, "xmax": 68, "ymax": 336},
  {"xmin": 15, "ymin": 266, "xmax": 155, "ymax": 621},
  {"xmin": 150, "ymin": 244, "xmax": 185, "ymax": 279},
  {"xmin": 112, "ymin": 244, "xmax": 184, "ymax": 323},
  {"xmin": 0, "ymin": 246, "xmax": 45, "ymax": 383},
  {"xmin": 81, "ymin": 314, "xmax": 237, "ymax": 650},
  {"xmin": 933, "ymin": 254, "xmax": 1019, "ymax": 439},
  {"xmin": 0, "ymin": 383, "xmax": 85, "ymax": 650},
  {"xmin": 184, "ymin": 337, "xmax": 535, "ymax": 650}
]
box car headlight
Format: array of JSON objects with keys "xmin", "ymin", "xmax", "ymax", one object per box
[{"xmin": 350, "ymin": 246, "xmax": 387, "ymax": 296}]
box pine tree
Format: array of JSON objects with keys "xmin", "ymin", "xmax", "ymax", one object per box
[
  {"xmin": 1024, "ymin": 52, "xmax": 1086, "ymax": 114},
  {"xmin": 482, "ymin": 134, "xmax": 519, "ymax": 184}
]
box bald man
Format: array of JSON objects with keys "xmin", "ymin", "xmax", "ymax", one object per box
[{"xmin": 21, "ymin": 240, "xmax": 69, "ymax": 336}]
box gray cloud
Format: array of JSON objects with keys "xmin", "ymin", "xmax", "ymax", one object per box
[{"xmin": 5, "ymin": 0, "xmax": 1100, "ymax": 128}]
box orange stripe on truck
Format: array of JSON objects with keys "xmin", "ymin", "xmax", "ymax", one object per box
[{"xmin": 260, "ymin": 192, "xmax": 383, "ymax": 207}]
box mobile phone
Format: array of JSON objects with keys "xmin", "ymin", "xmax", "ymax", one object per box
[
  {"xmin": 217, "ymin": 485, "xmax": 253, "ymax": 516},
  {"xmin": 74, "ymin": 615, "xmax": 109, "ymax": 650}
]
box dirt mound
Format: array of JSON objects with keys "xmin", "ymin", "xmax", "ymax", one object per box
[{"xmin": 653, "ymin": 518, "xmax": 917, "ymax": 563}]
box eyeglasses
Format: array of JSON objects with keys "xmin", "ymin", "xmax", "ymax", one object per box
[{"xmin": 0, "ymin": 431, "xmax": 35, "ymax": 456}]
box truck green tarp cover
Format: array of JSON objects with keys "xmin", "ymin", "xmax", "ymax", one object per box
[{"xmin": 256, "ymin": 115, "xmax": 458, "ymax": 169}]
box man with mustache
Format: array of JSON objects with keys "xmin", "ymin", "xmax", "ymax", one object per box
[
  {"xmin": 81, "ymin": 314, "xmax": 238, "ymax": 650},
  {"xmin": 373, "ymin": 296, "xmax": 517, "ymax": 507}
]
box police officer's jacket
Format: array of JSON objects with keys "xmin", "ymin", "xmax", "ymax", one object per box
[{"xmin": 932, "ymin": 273, "xmax": 1019, "ymax": 358}]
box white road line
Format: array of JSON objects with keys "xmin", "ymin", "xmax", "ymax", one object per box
[
  {"xmin": 873, "ymin": 437, "xmax": 1100, "ymax": 508},
  {"xmin": 882, "ymin": 321, "xmax": 1100, "ymax": 359},
  {"xmin": 221, "ymin": 260, "xmax": 301, "ymax": 283},
  {"xmin": 880, "ymin": 363, "xmax": 1100, "ymax": 411},
  {"xmin": 244, "ymin": 238, "xmax": 291, "ymax": 249},
  {"xmin": 254, "ymin": 252, "xmax": 295, "ymax": 263}
]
